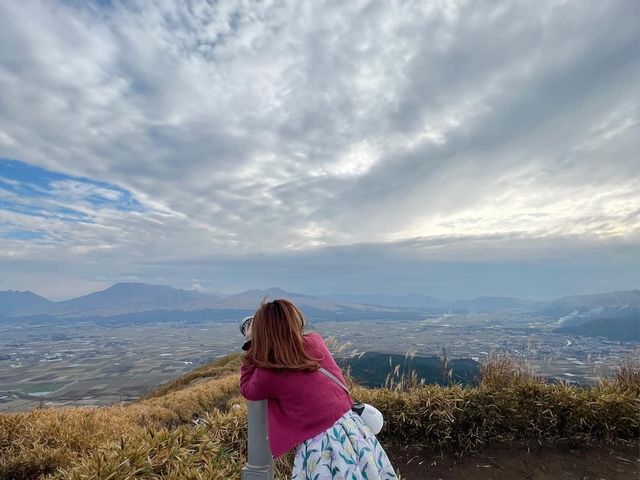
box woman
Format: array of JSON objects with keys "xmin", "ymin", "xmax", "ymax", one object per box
[{"xmin": 240, "ymin": 298, "xmax": 398, "ymax": 480}]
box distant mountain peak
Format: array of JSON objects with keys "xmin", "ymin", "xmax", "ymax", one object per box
[
  {"xmin": 0, "ymin": 289, "xmax": 51, "ymax": 299},
  {"xmin": 108, "ymin": 282, "xmax": 182, "ymax": 290},
  {"xmin": 2, "ymin": 288, "xmax": 33, "ymax": 294},
  {"xmin": 264, "ymin": 287, "xmax": 288, "ymax": 295},
  {"xmin": 111, "ymin": 281, "xmax": 150, "ymax": 287},
  {"xmin": 0, "ymin": 290, "xmax": 53, "ymax": 316}
]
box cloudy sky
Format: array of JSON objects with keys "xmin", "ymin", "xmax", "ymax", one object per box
[{"xmin": 0, "ymin": 0, "xmax": 638, "ymax": 300}]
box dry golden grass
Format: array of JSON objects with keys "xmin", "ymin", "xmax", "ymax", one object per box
[
  {"xmin": 0, "ymin": 354, "xmax": 638, "ymax": 479},
  {"xmin": 0, "ymin": 355, "xmax": 242, "ymax": 479},
  {"xmin": 611, "ymin": 357, "xmax": 640, "ymax": 391},
  {"xmin": 355, "ymin": 355, "xmax": 640, "ymax": 454},
  {"xmin": 145, "ymin": 353, "xmax": 243, "ymax": 398},
  {"xmin": 479, "ymin": 354, "xmax": 535, "ymax": 388}
]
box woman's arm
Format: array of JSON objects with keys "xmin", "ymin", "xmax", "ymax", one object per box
[
  {"xmin": 240, "ymin": 322, "xmax": 276, "ymax": 400},
  {"xmin": 239, "ymin": 363, "xmax": 274, "ymax": 401}
]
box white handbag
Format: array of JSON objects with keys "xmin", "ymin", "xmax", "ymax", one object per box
[{"xmin": 318, "ymin": 367, "xmax": 384, "ymax": 435}]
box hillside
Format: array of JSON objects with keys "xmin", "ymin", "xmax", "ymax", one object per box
[
  {"xmin": 0, "ymin": 354, "xmax": 638, "ymax": 479},
  {"xmin": 555, "ymin": 315, "xmax": 640, "ymax": 341}
]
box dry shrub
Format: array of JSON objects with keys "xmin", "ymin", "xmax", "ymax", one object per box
[
  {"xmin": 354, "ymin": 364, "xmax": 639, "ymax": 455},
  {"xmin": 384, "ymin": 366, "xmax": 425, "ymax": 392},
  {"xmin": 56, "ymin": 404, "xmax": 297, "ymax": 480},
  {"xmin": 479, "ymin": 355, "xmax": 535, "ymax": 388},
  {"xmin": 53, "ymin": 424, "xmax": 240, "ymax": 480},
  {"xmin": 0, "ymin": 407, "xmax": 137, "ymax": 479},
  {"xmin": 611, "ymin": 357, "xmax": 640, "ymax": 392}
]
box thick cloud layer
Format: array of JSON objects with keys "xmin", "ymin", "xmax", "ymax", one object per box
[{"xmin": 0, "ymin": 0, "xmax": 638, "ymax": 299}]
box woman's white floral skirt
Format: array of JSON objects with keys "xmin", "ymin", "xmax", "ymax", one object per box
[{"xmin": 291, "ymin": 410, "xmax": 398, "ymax": 480}]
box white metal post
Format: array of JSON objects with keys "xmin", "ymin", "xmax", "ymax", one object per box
[{"xmin": 242, "ymin": 400, "xmax": 274, "ymax": 480}]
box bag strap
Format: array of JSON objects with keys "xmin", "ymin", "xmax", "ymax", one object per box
[{"xmin": 318, "ymin": 367, "xmax": 350, "ymax": 395}]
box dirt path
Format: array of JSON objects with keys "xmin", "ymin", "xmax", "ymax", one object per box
[{"xmin": 385, "ymin": 441, "xmax": 639, "ymax": 480}]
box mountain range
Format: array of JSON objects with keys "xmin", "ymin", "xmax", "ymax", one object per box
[
  {"xmin": 0, "ymin": 283, "xmax": 399, "ymax": 321},
  {"xmin": 0, "ymin": 283, "xmax": 637, "ymax": 340}
]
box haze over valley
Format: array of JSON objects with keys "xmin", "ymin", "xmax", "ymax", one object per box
[{"xmin": 1, "ymin": 283, "xmax": 637, "ymax": 412}]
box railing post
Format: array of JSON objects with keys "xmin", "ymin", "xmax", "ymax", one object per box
[{"xmin": 242, "ymin": 400, "xmax": 274, "ymax": 480}]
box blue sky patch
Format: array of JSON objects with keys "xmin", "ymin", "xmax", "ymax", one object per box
[
  {"xmin": 2, "ymin": 229, "xmax": 48, "ymax": 241},
  {"xmin": 0, "ymin": 158, "xmax": 145, "ymax": 238}
]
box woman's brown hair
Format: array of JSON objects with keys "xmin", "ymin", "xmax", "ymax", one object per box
[{"xmin": 243, "ymin": 299, "xmax": 322, "ymax": 370}]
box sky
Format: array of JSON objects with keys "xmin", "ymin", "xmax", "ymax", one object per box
[{"xmin": 0, "ymin": 0, "xmax": 638, "ymax": 301}]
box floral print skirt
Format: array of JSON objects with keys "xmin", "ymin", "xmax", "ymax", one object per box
[{"xmin": 291, "ymin": 410, "xmax": 398, "ymax": 480}]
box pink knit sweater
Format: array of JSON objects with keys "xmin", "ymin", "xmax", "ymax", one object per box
[{"xmin": 239, "ymin": 332, "xmax": 353, "ymax": 458}]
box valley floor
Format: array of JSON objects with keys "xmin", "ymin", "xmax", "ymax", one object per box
[{"xmin": 386, "ymin": 441, "xmax": 639, "ymax": 480}]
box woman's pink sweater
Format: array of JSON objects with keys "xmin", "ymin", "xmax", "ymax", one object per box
[{"xmin": 239, "ymin": 332, "xmax": 353, "ymax": 458}]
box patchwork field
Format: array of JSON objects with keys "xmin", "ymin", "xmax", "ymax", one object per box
[{"xmin": 1, "ymin": 313, "xmax": 638, "ymax": 411}]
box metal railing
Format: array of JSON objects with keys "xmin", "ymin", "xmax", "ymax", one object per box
[{"xmin": 242, "ymin": 400, "xmax": 274, "ymax": 480}]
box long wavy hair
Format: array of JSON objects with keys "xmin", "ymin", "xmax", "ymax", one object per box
[{"xmin": 243, "ymin": 299, "xmax": 322, "ymax": 370}]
